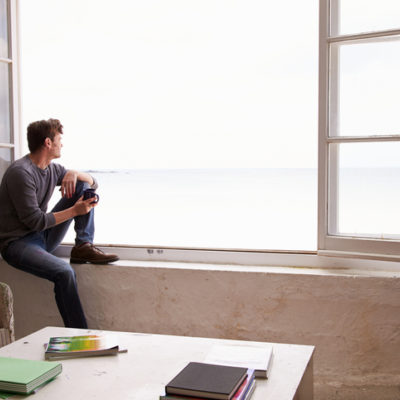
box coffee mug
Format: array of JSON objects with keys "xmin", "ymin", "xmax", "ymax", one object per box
[{"xmin": 83, "ymin": 188, "xmax": 100, "ymax": 204}]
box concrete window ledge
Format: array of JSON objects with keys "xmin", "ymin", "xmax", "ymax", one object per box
[{"xmin": 99, "ymin": 258, "xmax": 400, "ymax": 277}]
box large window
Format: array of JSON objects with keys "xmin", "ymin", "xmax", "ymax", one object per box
[
  {"xmin": 19, "ymin": 0, "xmax": 318, "ymax": 253},
  {"xmin": 0, "ymin": 0, "xmax": 19, "ymax": 181},
  {"xmin": 318, "ymin": 0, "xmax": 400, "ymax": 259},
  {"xmin": 9, "ymin": 0, "xmax": 400, "ymax": 264}
]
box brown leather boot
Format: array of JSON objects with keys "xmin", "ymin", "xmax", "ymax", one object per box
[{"xmin": 70, "ymin": 243, "xmax": 119, "ymax": 264}]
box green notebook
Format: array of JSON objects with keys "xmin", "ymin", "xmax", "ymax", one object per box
[{"xmin": 0, "ymin": 357, "xmax": 62, "ymax": 394}]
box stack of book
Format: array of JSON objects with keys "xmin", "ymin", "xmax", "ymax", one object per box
[{"xmin": 160, "ymin": 362, "xmax": 256, "ymax": 400}]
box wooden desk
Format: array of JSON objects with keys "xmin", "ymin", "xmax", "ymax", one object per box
[{"xmin": 0, "ymin": 327, "xmax": 314, "ymax": 399}]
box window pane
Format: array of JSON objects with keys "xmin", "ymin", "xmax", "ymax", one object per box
[
  {"xmin": 332, "ymin": 0, "xmax": 400, "ymax": 36},
  {"xmin": 54, "ymin": 169, "xmax": 317, "ymax": 250},
  {"xmin": 329, "ymin": 142, "xmax": 400, "ymax": 239},
  {"xmin": 0, "ymin": 62, "xmax": 11, "ymax": 143},
  {"xmin": 330, "ymin": 37, "xmax": 400, "ymax": 137},
  {"xmin": 0, "ymin": 147, "xmax": 12, "ymax": 181},
  {"xmin": 0, "ymin": 0, "xmax": 8, "ymax": 58},
  {"xmin": 21, "ymin": 0, "xmax": 318, "ymax": 251}
]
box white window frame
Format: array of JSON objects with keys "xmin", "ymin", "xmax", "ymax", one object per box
[
  {"xmin": 0, "ymin": 0, "xmax": 21, "ymax": 167},
  {"xmin": 318, "ymin": 0, "xmax": 400, "ymax": 261}
]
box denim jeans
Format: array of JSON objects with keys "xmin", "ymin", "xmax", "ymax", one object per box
[{"xmin": 1, "ymin": 181, "xmax": 94, "ymax": 328}]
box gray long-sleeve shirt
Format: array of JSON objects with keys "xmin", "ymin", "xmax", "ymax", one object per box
[{"xmin": 0, "ymin": 154, "xmax": 67, "ymax": 252}]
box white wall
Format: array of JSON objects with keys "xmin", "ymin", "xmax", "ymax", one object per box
[{"xmin": 1, "ymin": 259, "xmax": 399, "ymax": 400}]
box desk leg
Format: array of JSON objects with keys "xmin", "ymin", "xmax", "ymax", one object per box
[{"xmin": 294, "ymin": 356, "xmax": 313, "ymax": 400}]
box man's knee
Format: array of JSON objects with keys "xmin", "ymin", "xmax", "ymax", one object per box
[
  {"xmin": 75, "ymin": 180, "xmax": 91, "ymax": 197},
  {"xmin": 54, "ymin": 261, "xmax": 77, "ymax": 284}
]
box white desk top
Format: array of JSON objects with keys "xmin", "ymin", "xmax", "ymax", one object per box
[{"xmin": 0, "ymin": 327, "xmax": 314, "ymax": 399}]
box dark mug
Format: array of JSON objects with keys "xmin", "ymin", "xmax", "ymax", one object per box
[{"xmin": 83, "ymin": 188, "xmax": 100, "ymax": 204}]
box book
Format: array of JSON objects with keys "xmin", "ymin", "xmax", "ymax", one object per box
[
  {"xmin": 45, "ymin": 334, "xmax": 122, "ymax": 360},
  {"xmin": 165, "ymin": 362, "xmax": 248, "ymax": 400},
  {"xmin": 241, "ymin": 380, "xmax": 256, "ymax": 400},
  {"xmin": 0, "ymin": 356, "xmax": 62, "ymax": 395},
  {"xmin": 204, "ymin": 344, "xmax": 273, "ymax": 378},
  {"xmin": 231, "ymin": 370, "xmax": 255, "ymax": 400},
  {"xmin": 160, "ymin": 368, "xmax": 255, "ymax": 400}
]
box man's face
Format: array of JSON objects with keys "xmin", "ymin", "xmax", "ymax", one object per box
[{"xmin": 49, "ymin": 132, "xmax": 63, "ymax": 159}]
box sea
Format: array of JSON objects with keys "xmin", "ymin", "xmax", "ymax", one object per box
[{"xmin": 52, "ymin": 168, "xmax": 400, "ymax": 251}]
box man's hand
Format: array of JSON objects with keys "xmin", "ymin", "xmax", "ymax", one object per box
[
  {"xmin": 73, "ymin": 196, "xmax": 98, "ymax": 216},
  {"xmin": 61, "ymin": 170, "xmax": 78, "ymax": 198},
  {"xmin": 53, "ymin": 195, "xmax": 98, "ymax": 226}
]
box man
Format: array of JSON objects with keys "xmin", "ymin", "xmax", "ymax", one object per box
[{"xmin": 0, "ymin": 118, "xmax": 119, "ymax": 328}]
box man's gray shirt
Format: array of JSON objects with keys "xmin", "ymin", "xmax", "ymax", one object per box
[{"xmin": 0, "ymin": 154, "xmax": 67, "ymax": 252}]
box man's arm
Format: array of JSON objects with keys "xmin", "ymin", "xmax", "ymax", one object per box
[
  {"xmin": 53, "ymin": 196, "xmax": 97, "ymax": 225},
  {"xmin": 77, "ymin": 171, "xmax": 95, "ymax": 185},
  {"xmin": 7, "ymin": 168, "xmax": 56, "ymax": 232},
  {"xmin": 5, "ymin": 165, "xmax": 96, "ymax": 232},
  {"xmin": 61, "ymin": 170, "xmax": 97, "ymax": 198}
]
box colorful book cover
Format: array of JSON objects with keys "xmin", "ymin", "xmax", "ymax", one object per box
[{"xmin": 45, "ymin": 335, "xmax": 119, "ymax": 360}]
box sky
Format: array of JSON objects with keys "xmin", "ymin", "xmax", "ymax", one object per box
[
  {"xmin": 18, "ymin": 0, "xmax": 400, "ymax": 170},
  {"xmin": 18, "ymin": 0, "xmax": 318, "ymax": 170},
  {"xmin": 335, "ymin": 0, "xmax": 400, "ymax": 35}
]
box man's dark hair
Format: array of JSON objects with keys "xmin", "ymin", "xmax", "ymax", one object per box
[{"xmin": 27, "ymin": 118, "xmax": 63, "ymax": 153}]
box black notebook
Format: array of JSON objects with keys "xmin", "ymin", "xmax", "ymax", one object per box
[{"xmin": 165, "ymin": 362, "xmax": 248, "ymax": 400}]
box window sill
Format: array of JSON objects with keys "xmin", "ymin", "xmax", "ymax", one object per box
[
  {"xmin": 87, "ymin": 259, "xmax": 400, "ymax": 279},
  {"xmin": 55, "ymin": 244, "xmax": 400, "ymax": 276}
]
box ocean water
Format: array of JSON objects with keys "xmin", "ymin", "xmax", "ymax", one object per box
[
  {"xmin": 337, "ymin": 167, "xmax": 400, "ymax": 239},
  {"xmin": 54, "ymin": 167, "xmax": 400, "ymax": 251},
  {"xmin": 55, "ymin": 168, "xmax": 318, "ymax": 251}
]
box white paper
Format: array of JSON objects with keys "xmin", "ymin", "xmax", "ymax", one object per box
[{"xmin": 204, "ymin": 344, "xmax": 273, "ymax": 374}]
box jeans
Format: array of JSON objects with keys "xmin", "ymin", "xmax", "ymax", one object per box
[{"xmin": 1, "ymin": 181, "xmax": 94, "ymax": 328}]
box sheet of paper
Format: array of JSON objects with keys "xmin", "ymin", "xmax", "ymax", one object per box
[{"xmin": 204, "ymin": 344, "xmax": 273, "ymax": 372}]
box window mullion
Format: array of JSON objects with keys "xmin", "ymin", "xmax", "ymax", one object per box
[
  {"xmin": 317, "ymin": 0, "xmax": 330, "ymax": 251},
  {"xmin": 327, "ymin": 143, "xmax": 339, "ymax": 235},
  {"xmin": 9, "ymin": 0, "xmax": 21, "ymax": 160},
  {"xmin": 327, "ymin": 135, "xmax": 400, "ymax": 143},
  {"xmin": 329, "ymin": 28, "xmax": 400, "ymax": 44}
]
